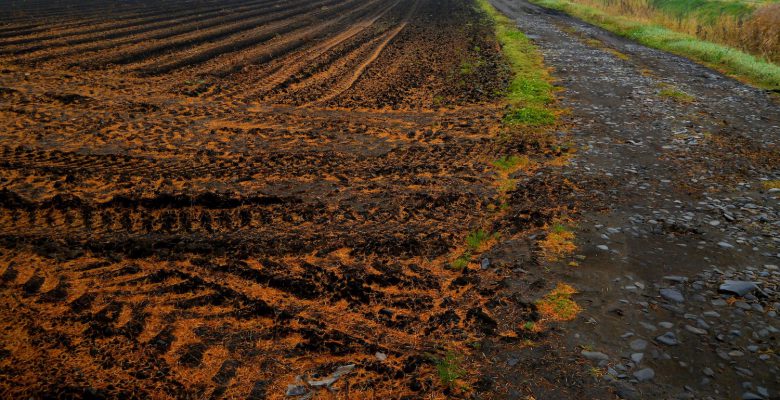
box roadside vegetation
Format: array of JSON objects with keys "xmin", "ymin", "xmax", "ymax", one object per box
[
  {"xmin": 477, "ymin": 0, "xmax": 558, "ymax": 126},
  {"xmin": 529, "ymin": 0, "xmax": 780, "ymax": 90}
]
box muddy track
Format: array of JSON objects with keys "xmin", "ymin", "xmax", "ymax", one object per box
[{"xmin": 490, "ymin": 0, "xmax": 780, "ymax": 399}]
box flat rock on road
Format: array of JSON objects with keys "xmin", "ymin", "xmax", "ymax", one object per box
[{"xmin": 490, "ymin": 0, "xmax": 780, "ymax": 399}]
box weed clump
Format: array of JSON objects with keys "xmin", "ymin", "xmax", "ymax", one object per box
[
  {"xmin": 539, "ymin": 224, "xmax": 577, "ymax": 261},
  {"xmin": 537, "ymin": 283, "xmax": 582, "ymax": 321},
  {"xmin": 658, "ymin": 86, "xmax": 695, "ymax": 103},
  {"xmin": 433, "ymin": 351, "xmax": 466, "ymax": 388}
]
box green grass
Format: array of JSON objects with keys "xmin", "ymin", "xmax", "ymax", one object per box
[
  {"xmin": 466, "ymin": 229, "xmax": 497, "ymax": 250},
  {"xmin": 504, "ymin": 106, "xmax": 556, "ymax": 126},
  {"xmin": 529, "ymin": 0, "xmax": 780, "ymax": 90},
  {"xmin": 492, "ymin": 155, "xmax": 524, "ymax": 171},
  {"xmin": 433, "ymin": 351, "xmax": 466, "ymax": 387},
  {"xmin": 650, "ymin": 0, "xmax": 754, "ymax": 21},
  {"xmin": 449, "ymin": 255, "xmax": 471, "ymax": 270},
  {"xmin": 658, "ymin": 86, "xmax": 695, "ymax": 102},
  {"xmin": 476, "ymin": 0, "xmax": 557, "ymax": 125}
]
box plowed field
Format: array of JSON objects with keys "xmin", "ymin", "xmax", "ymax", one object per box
[{"xmin": 0, "ymin": 0, "xmax": 558, "ymax": 398}]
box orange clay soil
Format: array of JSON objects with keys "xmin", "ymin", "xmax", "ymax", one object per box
[{"xmin": 0, "ymin": 0, "xmax": 601, "ymax": 398}]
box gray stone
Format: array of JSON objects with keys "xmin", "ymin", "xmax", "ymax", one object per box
[
  {"xmin": 286, "ymin": 385, "xmax": 308, "ymax": 396},
  {"xmin": 631, "ymin": 353, "xmax": 644, "ymax": 364},
  {"xmin": 741, "ymin": 392, "xmax": 762, "ymax": 400},
  {"xmin": 633, "ymin": 368, "xmax": 655, "ymax": 382},
  {"xmin": 630, "ymin": 339, "xmax": 648, "ymax": 351},
  {"xmin": 702, "ymin": 367, "xmax": 714, "ymax": 376},
  {"xmin": 685, "ymin": 325, "xmax": 707, "ymax": 335},
  {"xmin": 657, "ymin": 332, "xmax": 678, "ymax": 345},
  {"xmin": 703, "ymin": 311, "xmax": 721, "ymax": 318},
  {"xmin": 719, "ymin": 280, "xmax": 758, "ymax": 296},
  {"xmin": 581, "ymin": 350, "xmax": 609, "ymax": 362},
  {"xmin": 659, "ymin": 321, "xmax": 674, "ymax": 329},
  {"xmin": 660, "ymin": 288, "xmax": 685, "ymax": 303},
  {"xmin": 639, "ymin": 321, "xmax": 657, "ymax": 331}
]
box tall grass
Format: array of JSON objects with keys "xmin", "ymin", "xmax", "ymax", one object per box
[
  {"xmin": 559, "ymin": 0, "xmax": 780, "ymax": 63},
  {"xmin": 531, "ymin": 0, "xmax": 780, "ymax": 89}
]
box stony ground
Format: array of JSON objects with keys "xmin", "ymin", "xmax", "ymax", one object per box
[{"xmin": 491, "ymin": 0, "xmax": 780, "ymax": 398}]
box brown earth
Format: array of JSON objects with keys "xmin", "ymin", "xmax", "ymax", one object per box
[{"xmin": 0, "ymin": 0, "xmax": 609, "ymax": 398}]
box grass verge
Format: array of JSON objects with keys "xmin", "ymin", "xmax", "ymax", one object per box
[
  {"xmin": 528, "ymin": 0, "xmax": 780, "ymax": 90},
  {"xmin": 476, "ymin": 0, "xmax": 558, "ymax": 126}
]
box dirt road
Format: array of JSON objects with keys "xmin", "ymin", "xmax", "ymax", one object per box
[{"xmin": 490, "ymin": 0, "xmax": 780, "ymax": 398}]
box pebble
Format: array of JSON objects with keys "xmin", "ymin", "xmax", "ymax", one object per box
[
  {"xmin": 719, "ymin": 280, "xmax": 758, "ymax": 296},
  {"xmin": 660, "ymin": 288, "xmax": 685, "ymax": 303},
  {"xmin": 656, "ymin": 332, "xmax": 679, "ymax": 345},
  {"xmin": 684, "ymin": 325, "xmax": 707, "ymax": 335},
  {"xmin": 703, "ymin": 311, "xmax": 721, "ymax": 318},
  {"xmin": 659, "ymin": 322, "xmax": 674, "ymax": 329},
  {"xmin": 581, "ymin": 350, "xmax": 609, "ymax": 362},
  {"xmin": 630, "ymin": 339, "xmax": 648, "ymax": 351},
  {"xmin": 633, "ymin": 368, "xmax": 655, "ymax": 382},
  {"xmin": 631, "ymin": 353, "xmax": 644, "ymax": 363},
  {"xmin": 286, "ymin": 385, "xmax": 308, "ymax": 396}
]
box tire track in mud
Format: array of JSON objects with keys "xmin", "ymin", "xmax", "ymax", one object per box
[
  {"xmin": 73, "ymin": 0, "xmax": 340, "ymax": 70},
  {"xmin": 5, "ymin": 0, "xmax": 286, "ymax": 62},
  {"xmin": 215, "ymin": 0, "xmax": 403, "ymax": 90},
  {"xmin": 191, "ymin": 0, "xmax": 392, "ymax": 78},
  {"xmin": 304, "ymin": 0, "xmax": 419, "ymax": 107}
]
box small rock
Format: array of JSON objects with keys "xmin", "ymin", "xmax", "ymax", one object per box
[
  {"xmin": 703, "ymin": 311, "xmax": 721, "ymax": 318},
  {"xmin": 375, "ymin": 352, "xmax": 387, "ymax": 361},
  {"xmin": 656, "ymin": 332, "xmax": 678, "ymax": 345},
  {"xmin": 660, "ymin": 288, "xmax": 685, "ymax": 303},
  {"xmin": 631, "ymin": 353, "xmax": 644, "ymax": 364},
  {"xmin": 685, "ymin": 325, "xmax": 707, "ymax": 335},
  {"xmin": 703, "ymin": 367, "xmax": 714, "ymax": 376},
  {"xmin": 581, "ymin": 351, "xmax": 609, "ymax": 362},
  {"xmin": 286, "ymin": 385, "xmax": 308, "ymax": 396},
  {"xmin": 719, "ymin": 280, "xmax": 758, "ymax": 296},
  {"xmin": 633, "ymin": 368, "xmax": 655, "ymax": 382},
  {"xmin": 659, "ymin": 321, "xmax": 674, "ymax": 329},
  {"xmin": 630, "ymin": 339, "xmax": 648, "ymax": 351}
]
